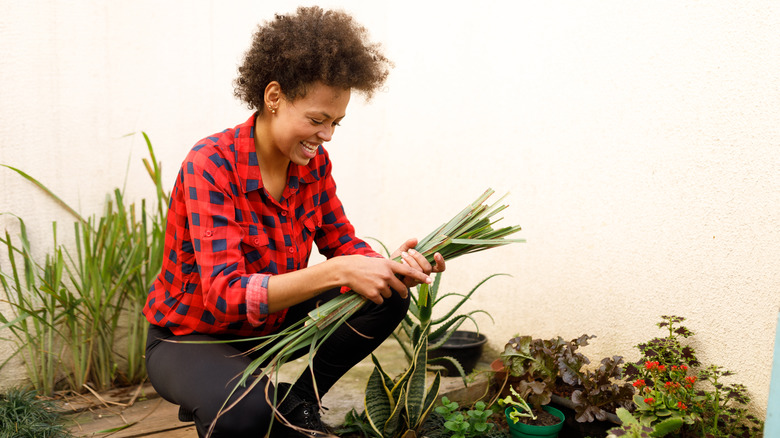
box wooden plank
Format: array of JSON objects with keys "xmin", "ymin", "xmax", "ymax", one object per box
[
  {"xmin": 68, "ymin": 396, "xmax": 194, "ymax": 437},
  {"xmin": 141, "ymin": 425, "xmax": 198, "ymax": 438},
  {"xmin": 57, "ymin": 383, "xmax": 160, "ymax": 414}
]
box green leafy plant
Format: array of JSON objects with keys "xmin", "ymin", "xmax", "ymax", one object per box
[
  {"xmin": 497, "ymin": 385, "xmax": 537, "ymax": 424},
  {"xmin": 0, "ymin": 387, "xmax": 73, "ymax": 438},
  {"xmin": 434, "ymin": 396, "xmax": 495, "ymax": 438},
  {"xmin": 607, "ymin": 407, "xmax": 682, "ymax": 438},
  {"xmin": 333, "ymin": 408, "xmax": 375, "ymax": 437}
]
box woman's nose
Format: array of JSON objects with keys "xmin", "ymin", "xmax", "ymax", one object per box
[{"xmin": 318, "ymin": 126, "xmax": 333, "ymax": 142}]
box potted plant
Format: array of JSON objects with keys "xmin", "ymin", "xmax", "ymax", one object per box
[
  {"xmin": 498, "ymin": 385, "xmax": 564, "ymax": 438},
  {"xmin": 493, "ymin": 333, "xmax": 632, "ymax": 436}
]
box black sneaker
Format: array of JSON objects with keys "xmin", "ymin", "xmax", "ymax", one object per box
[
  {"xmin": 275, "ymin": 383, "xmax": 334, "ymax": 437},
  {"xmin": 178, "ymin": 405, "xmax": 194, "ymax": 422}
]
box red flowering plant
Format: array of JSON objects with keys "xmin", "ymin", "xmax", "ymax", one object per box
[
  {"xmin": 624, "ymin": 316, "xmax": 700, "ymax": 384},
  {"xmin": 630, "ymin": 361, "xmax": 697, "ymax": 432},
  {"xmin": 623, "ymin": 316, "xmax": 763, "ymax": 438}
]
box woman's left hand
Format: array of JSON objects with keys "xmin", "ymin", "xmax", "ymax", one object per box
[{"xmin": 391, "ymin": 238, "xmax": 446, "ymax": 288}]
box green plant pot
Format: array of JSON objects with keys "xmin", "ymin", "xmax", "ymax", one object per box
[{"xmin": 505, "ymin": 405, "xmax": 565, "ymax": 438}]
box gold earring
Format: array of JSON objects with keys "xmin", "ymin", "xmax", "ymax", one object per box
[{"xmin": 268, "ymin": 105, "xmax": 276, "ymax": 114}]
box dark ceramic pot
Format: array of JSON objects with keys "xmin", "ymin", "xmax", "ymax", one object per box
[{"xmin": 427, "ymin": 330, "xmax": 487, "ymax": 376}]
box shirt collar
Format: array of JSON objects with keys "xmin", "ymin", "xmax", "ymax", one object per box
[{"xmin": 233, "ymin": 113, "xmax": 321, "ymax": 195}]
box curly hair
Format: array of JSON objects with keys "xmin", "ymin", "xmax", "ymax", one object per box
[{"xmin": 234, "ymin": 6, "xmax": 392, "ymax": 110}]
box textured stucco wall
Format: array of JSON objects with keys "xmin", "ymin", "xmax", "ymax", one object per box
[{"xmin": 1, "ymin": 0, "xmax": 778, "ymax": 417}]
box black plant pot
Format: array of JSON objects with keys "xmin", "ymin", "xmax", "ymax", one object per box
[{"xmin": 427, "ymin": 330, "xmax": 487, "ymax": 376}]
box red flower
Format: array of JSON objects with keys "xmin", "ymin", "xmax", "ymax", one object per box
[
  {"xmin": 644, "ymin": 397, "xmax": 655, "ymax": 404},
  {"xmin": 658, "ymin": 364, "xmax": 667, "ymax": 372},
  {"xmin": 680, "ymin": 365, "xmax": 688, "ymax": 371},
  {"xmin": 677, "ymin": 401, "xmax": 687, "ymax": 410},
  {"xmin": 685, "ymin": 376, "xmax": 697, "ymax": 385},
  {"xmin": 633, "ymin": 379, "xmax": 646, "ymax": 388}
]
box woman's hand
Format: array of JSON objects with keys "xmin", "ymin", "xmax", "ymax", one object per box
[
  {"xmin": 391, "ymin": 238, "xmax": 446, "ymax": 289},
  {"xmin": 339, "ymin": 254, "xmax": 433, "ymax": 305}
]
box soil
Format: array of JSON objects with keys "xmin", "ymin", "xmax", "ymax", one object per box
[
  {"xmin": 512, "ymin": 407, "xmax": 562, "ymax": 426},
  {"xmin": 551, "ymin": 378, "xmax": 577, "ymax": 398}
]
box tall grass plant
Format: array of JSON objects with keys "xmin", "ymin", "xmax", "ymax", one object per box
[{"xmin": 0, "ymin": 133, "xmax": 167, "ymax": 394}]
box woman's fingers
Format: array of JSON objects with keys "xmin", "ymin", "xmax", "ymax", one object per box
[
  {"xmin": 391, "ymin": 238, "xmax": 418, "ymax": 260},
  {"xmin": 399, "ymin": 248, "xmax": 436, "ymax": 287},
  {"xmin": 390, "ymin": 260, "xmax": 431, "ymax": 291},
  {"xmin": 408, "ymin": 248, "xmax": 432, "ymax": 273},
  {"xmin": 432, "ymin": 252, "xmax": 446, "ymax": 273}
]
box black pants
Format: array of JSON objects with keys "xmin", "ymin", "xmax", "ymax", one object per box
[{"xmin": 145, "ymin": 288, "xmax": 409, "ymax": 437}]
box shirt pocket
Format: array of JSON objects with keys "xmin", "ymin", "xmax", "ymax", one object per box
[
  {"xmin": 301, "ymin": 210, "xmax": 322, "ymax": 243},
  {"xmin": 239, "ymin": 224, "xmax": 271, "ymax": 271}
]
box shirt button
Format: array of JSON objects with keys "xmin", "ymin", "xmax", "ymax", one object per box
[
  {"xmin": 281, "ymin": 211, "xmax": 288, "ymax": 217},
  {"xmin": 204, "ymin": 230, "xmax": 213, "ymax": 237},
  {"xmin": 253, "ymin": 238, "xmax": 261, "ymax": 245},
  {"xmin": 287, "ymin": 247, "xmax": 294, "ymax": 254}
]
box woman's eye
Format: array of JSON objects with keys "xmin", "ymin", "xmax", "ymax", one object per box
[{"xmin": 310, "ymin": 119, "xmax": 323, "ymax": 125}]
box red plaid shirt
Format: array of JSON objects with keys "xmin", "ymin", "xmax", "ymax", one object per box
[{"xmin": 143, "ymin": 113, "xmax": 380, "ymax": 336}]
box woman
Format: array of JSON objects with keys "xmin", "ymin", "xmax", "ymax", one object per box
[{"xmin": 143, "ymin": 6, "xmax": 445, "ymax": 438}]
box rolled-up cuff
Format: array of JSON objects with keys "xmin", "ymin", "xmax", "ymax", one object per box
[{"xmin": 246, "ymin": 273, "xmax": 271, "ymax": 326}]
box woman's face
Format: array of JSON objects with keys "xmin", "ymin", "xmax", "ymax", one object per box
[{"xmin": 269, "ymin": 82, "xmax": 351, "ymax": 167}]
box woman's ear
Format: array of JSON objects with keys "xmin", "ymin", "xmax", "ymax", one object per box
[{"xmin": 264, "ymin": 81, "xmax": 282, "ymax": 113}]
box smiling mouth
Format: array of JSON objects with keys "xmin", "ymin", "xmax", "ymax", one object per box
[{"xmin": 301, "ymin": 141, "xmax": 319, "ymax": 153}]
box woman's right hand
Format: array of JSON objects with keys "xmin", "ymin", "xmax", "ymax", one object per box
[{"xmin": 338, "ymin": 255, "xmax": 432, "ymax": 305}]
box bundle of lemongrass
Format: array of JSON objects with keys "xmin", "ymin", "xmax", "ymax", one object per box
[{"xmin": 209, "ymin": 188, "xmax": 524, "ymax": 434}]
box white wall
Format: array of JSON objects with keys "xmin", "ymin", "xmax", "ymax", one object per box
[{"xmin": 1, "ymin": 0, "xmax": 778, "ymax": 417}]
